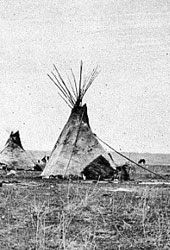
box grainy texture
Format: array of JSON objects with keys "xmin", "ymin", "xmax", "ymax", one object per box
[{"xmin": 0, "ymin": 171, "xmax": 170, "ymax": 249}]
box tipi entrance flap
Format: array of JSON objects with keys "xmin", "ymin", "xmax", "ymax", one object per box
[{"xmin": 81, "ymin": 155, "xmax": 116, "ymax": 180}]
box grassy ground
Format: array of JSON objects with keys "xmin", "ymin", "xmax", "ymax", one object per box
[{"xmin": 0, "ymin": 172, "xmax": 170, "ymax": 250}]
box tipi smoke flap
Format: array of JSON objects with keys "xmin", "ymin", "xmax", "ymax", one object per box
[
  {"xmin": 0, "ymin": 131, "xmax": 36, "ymax": 170},
  {"xmin": 41, "ymin": 62, "xmax": 116, "ymax": 179}
]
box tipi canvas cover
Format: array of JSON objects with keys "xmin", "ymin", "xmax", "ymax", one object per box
[
  {"xmin": 0, "ymin": 131, "xmax": 35, "ymax": 170},
  {"xmin": 41, "ymin": 62, "xmax": 116, "ymax": 178}
]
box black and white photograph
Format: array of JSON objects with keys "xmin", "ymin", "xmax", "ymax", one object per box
[{"xmin": 0, "ymin": 1, "xmax": 170, "ymax": 249}]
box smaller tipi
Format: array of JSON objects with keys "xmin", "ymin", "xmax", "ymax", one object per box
[
  {"xmin": 0, "ymin": 131, "xmax": 36, "ymax": 170},
  {"xmin": 41, "ymin": 62, "xmax": 117, "ymax": 179}
]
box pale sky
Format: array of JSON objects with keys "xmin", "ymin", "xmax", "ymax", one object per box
[{"xmin": 0, "ymin": 0, "xmax": 170, "ymax": 153}]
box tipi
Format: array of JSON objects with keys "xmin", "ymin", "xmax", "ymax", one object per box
[
  {"xmin": 41, "ymin": 62, "xmax": 116, "ymax": 178},
  {"xmin": 0, "ymin": 131, "xmax": 36, "ymax": 170}
]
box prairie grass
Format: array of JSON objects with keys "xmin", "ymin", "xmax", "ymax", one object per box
[{"xmin": 0, "ymin": 179, "xmax": 170, "ymax": 249}]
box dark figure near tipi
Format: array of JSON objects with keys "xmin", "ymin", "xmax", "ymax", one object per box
[{"xmin": 116, "ymin": 163, "xmax": 130, "ymax": 182}]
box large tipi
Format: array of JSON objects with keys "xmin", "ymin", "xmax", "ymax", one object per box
[
  {"xmin": 41, "ymin": 62, "xmax": 116, "ymax": 178},
  {"xmin": 0, "ymin": 131, "xmax": 36, "ymax": 170}
]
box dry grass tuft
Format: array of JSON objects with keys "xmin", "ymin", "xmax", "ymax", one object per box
[{"xmin": 0, "ymin": 180, "xmax": 170, "ymax": 249}]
